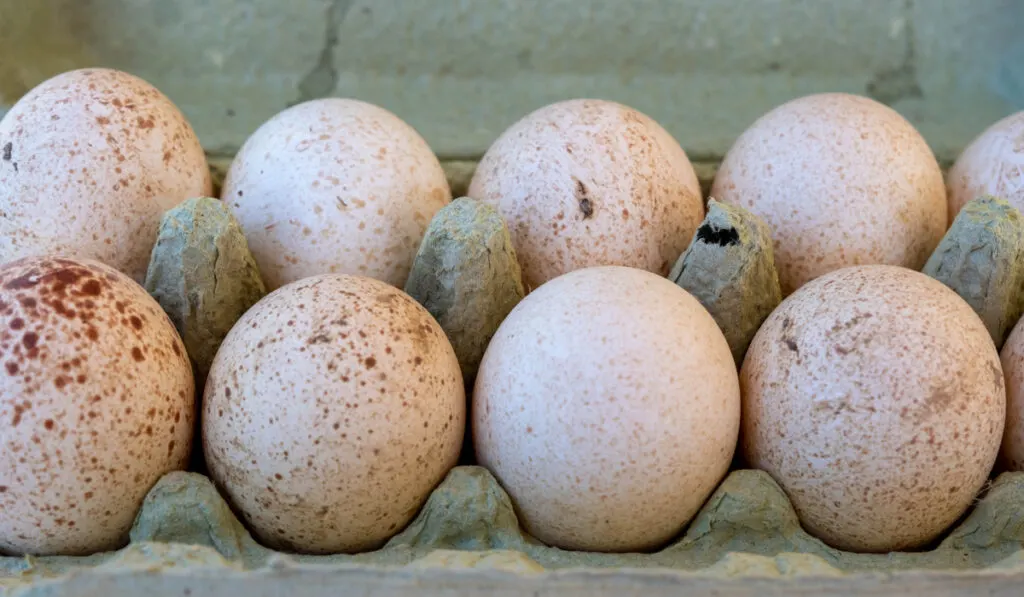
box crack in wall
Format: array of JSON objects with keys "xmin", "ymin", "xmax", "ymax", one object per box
[
  {"xmin": 294, "ymin": 0, "xmax": 353, "ymax": 105},
  {"xmin": 866, "ymin": 0, "xmax": 923, "ymax": 106}
]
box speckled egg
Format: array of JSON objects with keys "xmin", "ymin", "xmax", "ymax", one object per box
[
  {"xmin": 221, "ymin": 99, "xmax": 451, "ymax": 291},
  {"xmin": 467, "ymin": 99, "xmax": 704, "ymax": 291},
  {"xmin": 473, "ymin": 266, "xmax": 739, "ymax": 552},
  {"xmin": 203, "ymin": 274, "xmax": 464, "ymax": 554},
  {"xmin": 999, "ymin": 317, "xmax": 1024, "ymax": 471},
  {"xmin": 0, "ymin": 68, "xmax": 212, "ymax": 282},
  {"xmin": 711, "ymin": 93, "xmax": 947, "ymax": 296},
  {"xmin": 947, "ymin": 111, "xmax": 1024, "ymax": 220},
  {"xmin": 0, "ymin": 255, "xmax": 194, "ymax": 556},
  {"xmin": 742, "ymin": 265, "xmax": 1004, "ymax": 553}
]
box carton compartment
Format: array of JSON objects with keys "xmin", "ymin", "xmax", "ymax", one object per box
[{"xmin": 4, "ymin": 160, "xmax": 1024, "ymax": 595}]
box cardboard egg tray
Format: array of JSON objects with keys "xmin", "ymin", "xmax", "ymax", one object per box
[{"xmin": 2, "ymin": 157, "xmax": 1023, "ymax": 597}]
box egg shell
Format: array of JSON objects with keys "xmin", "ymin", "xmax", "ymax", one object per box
[
  {"xmin": 710, "ymin": 93, "xmax": 947, "ymax": 296},
  {"xmin": 473, "ymin": 266, "xmax": 740, "ymax": 552},
  {"xmin": 999, "ymin": 318, "xmax": 1024, "ymax": 470},
  {"xmin": 0, "ymin": 255, "xmax": 195, "ymax": 556},
  {"xmin": 947, "ymin": 111, "xmax": 1024, "ymax": 221},
  {"xmin": 467, "ymin": 99, "xmax": 704, "ymax": 291},
  {"xmin": 203, "ymin": 274, "xmax": 465, "ymax": 554},
  {"xmin": 0, "ymin": 68, "xmax": 212, "ymax": 282},
  {"xmin": 742, "ymin": 265, "xmax": 1004, "ymax": 553},
  {"xmin": 221, "ymin": 99, "xmax": 451, "ymax": 291}
]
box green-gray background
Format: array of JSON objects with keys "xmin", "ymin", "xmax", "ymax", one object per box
[{"xmin": 1, "ymin": 0, "xmax": 1021, "ymax": 163}]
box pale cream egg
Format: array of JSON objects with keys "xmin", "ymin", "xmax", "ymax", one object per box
[
  {"xmin": 998, "ymin": 316, "xmax": 1024, "ymax": 471},
  {"xmin": 473, "ymin": 266, "xmax": 739, "ymax": 552},
  {"xmin": 221, "ymin": 99, "xmax": 451, "ymax": 291},
  {"xmin": 711, "ymin": 93, "xmax": 947, "ymax": 295},
  {"xmin": 947, "ymin": 111, "xmax": 1024, "ymax": 220}
]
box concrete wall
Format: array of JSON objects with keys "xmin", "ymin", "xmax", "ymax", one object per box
[{"xmin": 0, "ymin": 0, "xmax": 1021, "ymax": 162}]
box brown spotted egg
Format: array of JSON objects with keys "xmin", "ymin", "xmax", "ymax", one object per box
[
  {"xmin": 467, "ymin": 99, "xmax": 704, "ymax": 291},
  {"xmin": 947, "ymin": 111, "xmax": 1024, "ymax": 220},
  {"xmin": 711, "ymin": 93, "xmax": 947, "ymax": 295},
  {"xmin": 0, "ymin": 255, "xmax": 195, "ymax": 556},
  {"xmin": 202, "ymin": 274, "xmax": 465, "ymax": 554},
  {"xmin": 221, "ymin": 99, "xmax": 451, "ymax": 291},
  {"xmin": 998, "ymin": 317, "xmax": 1024, "ymax": 470},
  {"xmin": 0, "ymin": 68, "xmax": 212, "ymax": 282},
  {"xmin": 742, "ymin": 265, "xmax": 1004, "ymax": 552}
]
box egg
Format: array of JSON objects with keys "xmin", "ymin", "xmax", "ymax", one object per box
[
  {"xmin": 203, "ymin": 274, "xmax": 465, "ymax": 554},
  {"xmin": 947, "ymin": 111, "xmax": 1024, "ymax": 220},
  {"xmin": 710, "ymin": 93, "xmax": 947, "ymax": 295},
  {"xmin": 467, "ymin": 99, "xmax": 704, "ymax": 291},
  {"xmin": 742, "ymin": 265, "xmax": 1004, "ymax": 552},
  {"xmin": 998, "ymin": 318, "xmax": 1024, "ymax": 470},
  {"xmin": 473, "ymin": 266, "xmax": 739, "ymax": 552},
  {"xmin": 0, "ymin": 255, "xmax": 194, "ymax": 556},
  {"xmin": 221, "ymin": 99, "xmax": 451, "ymax": 291},
  {"xmin": 0, "ymin": 68, "xmax": 212, "ymax": 282}
]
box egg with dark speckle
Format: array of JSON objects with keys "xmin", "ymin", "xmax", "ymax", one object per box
[
  {"xmin": 221, "ymin": 99, "xmax": 451, "ymax": 291},
  {"xmin": 202, "ymin": 273, "xmax": 465, "ymax": 554},
  {"xmin": 742, "ymin": 265, "xmax": 1004, "ymax": 553},
  {"xmin": 468, "ymin": 99, "xmax": 704, "ymax": 291},
  {"xmin": 0, "ymin": 68, "xmax": 212, "ymax": 282},
  {"xmin": 0, "ymin": 255, "xmax": 195, "ymax": 556}
]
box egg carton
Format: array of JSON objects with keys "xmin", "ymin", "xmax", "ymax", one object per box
[{"xmin": 0, "ymin": 158, "xmax": 1020, "ymax": 597}]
